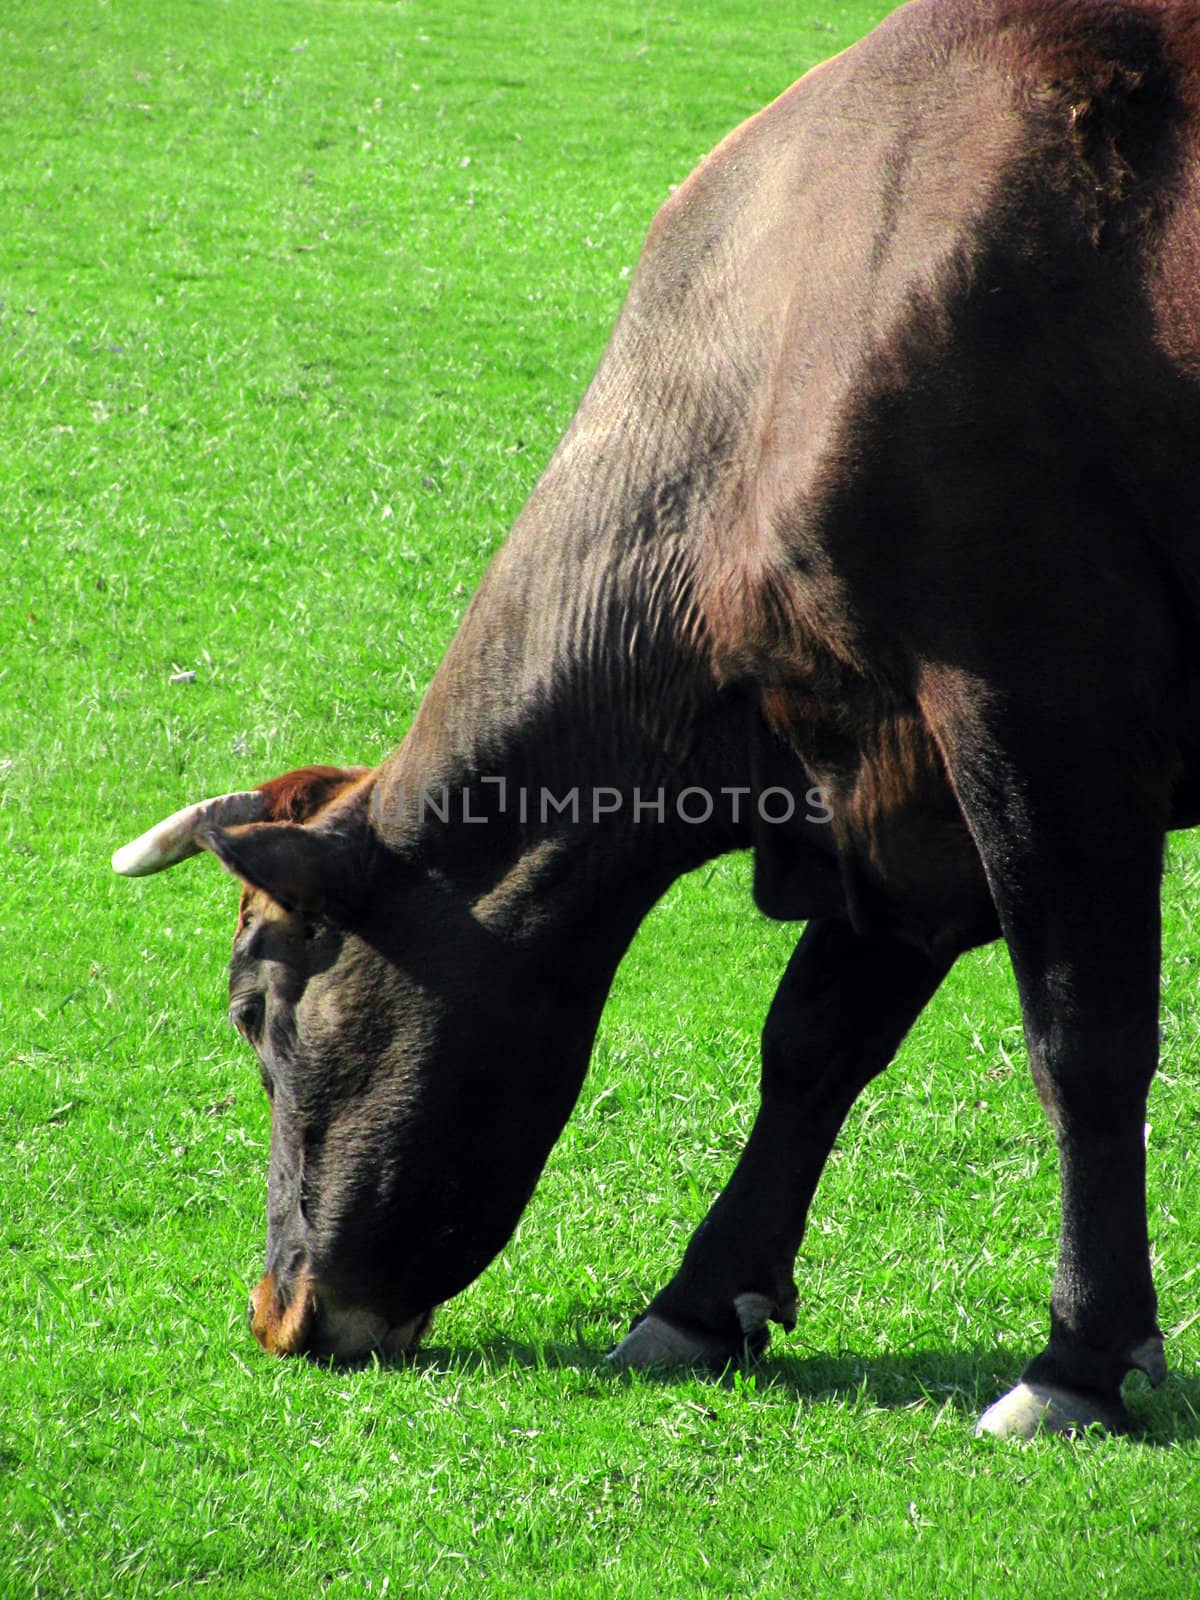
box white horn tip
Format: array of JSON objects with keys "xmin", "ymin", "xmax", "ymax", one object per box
[
  {"xmin": 111, "ymin": 791, "xmax": 267, "ymax": 878},
  {"xmin": 112, "ymin": 840, "xmax": 151, "ymax": 876},
  {"xmin": 111, "ymin": 822, "xmax": 204, "ymax": 877}
]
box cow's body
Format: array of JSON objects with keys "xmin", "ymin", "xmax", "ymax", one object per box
[{"xmin": 116, "ymin": 0, "xmax": 1200, "ymax": 1436}]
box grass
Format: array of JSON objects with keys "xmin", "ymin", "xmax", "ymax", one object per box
[{"xmin": 2, "ymin": 0, "xmax": 1199, "ymax": 1595}]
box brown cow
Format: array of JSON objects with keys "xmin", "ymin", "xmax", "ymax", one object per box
[{"xmin": 114, "ymin": 0, "xmax": 1200, "ymax": 1436}]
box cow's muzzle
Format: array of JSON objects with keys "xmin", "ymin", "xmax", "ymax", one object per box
[{"xmin": 249, "ymin": 1271, "xmax": 432, "ymax": 1361}]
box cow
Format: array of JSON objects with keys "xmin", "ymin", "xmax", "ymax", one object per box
[{"xmin": 113, "ymin": 0, "xmax": 1200, "ymax": 1438}]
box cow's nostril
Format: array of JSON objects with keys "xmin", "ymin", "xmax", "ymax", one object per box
[{"xmin": 249, "ymin": 1270, "xmax": 318, "ymax": 1356}]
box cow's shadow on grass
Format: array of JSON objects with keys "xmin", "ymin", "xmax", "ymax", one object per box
[{"xmin": 416, "ymin": 1335, "xmax": 1200, "ymax": 1443}]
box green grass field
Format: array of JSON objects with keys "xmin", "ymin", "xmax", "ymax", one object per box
[{"xmin": 3, "ymin": 1, "xmax": 1199, "ymax": 1595}]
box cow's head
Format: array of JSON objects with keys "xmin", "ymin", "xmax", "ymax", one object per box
[{"xmin": 113, "ymin": 765, "xmax": 615, "ymax": 1360}]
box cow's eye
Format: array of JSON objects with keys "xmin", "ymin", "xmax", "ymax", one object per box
[{"xmin": 231, "ymin": 992, "xmax": 266, "ymax": 1041}]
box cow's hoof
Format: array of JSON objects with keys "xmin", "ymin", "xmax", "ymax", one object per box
[
  {"xmin": 607, "ymin": 1311, "xmax": 760, "ymax": 1370},
  {"xmin": 974, "ymin": 1381, "xmax": 1129, "ymax": 1440}
]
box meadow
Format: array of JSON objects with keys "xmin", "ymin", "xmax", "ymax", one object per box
[{"xmin": 2, "ymin": 1, "xmax": 1199, "ymax": 1595}]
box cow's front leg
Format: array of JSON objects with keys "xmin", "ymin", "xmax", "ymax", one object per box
[{"xmin": 610, "ymin": 918, "xmax": 949, "ymax": 1367}]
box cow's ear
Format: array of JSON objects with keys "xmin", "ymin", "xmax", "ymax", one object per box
[{"xmin": 200, "ymin": 817, "xmax": 371, "ymax": 919}]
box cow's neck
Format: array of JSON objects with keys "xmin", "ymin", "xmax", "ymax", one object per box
[{"xmin": 372, "ymin": 473, "xmax": 754, "ymax": 941}]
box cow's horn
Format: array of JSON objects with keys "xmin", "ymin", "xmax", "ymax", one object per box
[{"xmin": 111, "ymin": 791, "xmax": 269, "ymax": 877}]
